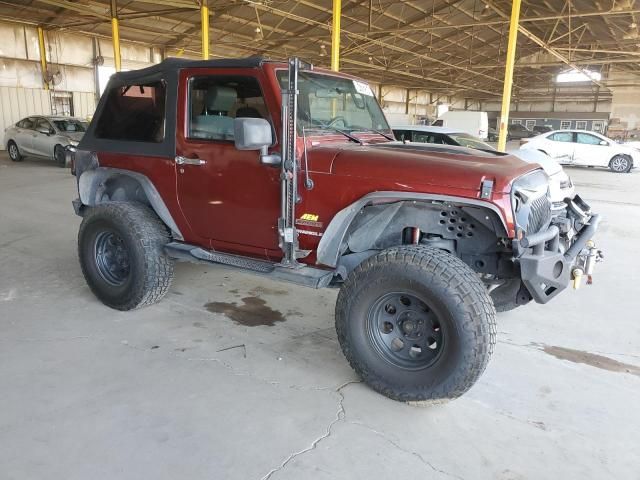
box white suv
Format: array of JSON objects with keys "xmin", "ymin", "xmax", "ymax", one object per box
[{"xmin": 520, "ymin": 130, "xmax": 636, "ymax": 173}]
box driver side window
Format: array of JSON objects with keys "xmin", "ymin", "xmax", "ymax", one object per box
[
  {"xmin": 35, "ymin": 118, "xmax": 52, "ymax": 133},
  {"xmin": 576, "ymin": 133, "xmax": 603, "ymax": 145},
  {"xmin": 188, "ymin": 75, "xmax": 268, "ymax": 142}
]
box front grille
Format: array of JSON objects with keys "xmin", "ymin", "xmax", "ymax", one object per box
[{"xmin": 526, "ymin": 195, "xmax": 552, "ymax": 234}]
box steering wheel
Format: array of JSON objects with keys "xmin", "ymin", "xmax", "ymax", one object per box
[{"xmin": 326, "ymin": 116, "xmax": 347, "ymax": 128}]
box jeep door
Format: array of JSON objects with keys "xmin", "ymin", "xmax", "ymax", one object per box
[{"xmin": 175, "ymin": 69, "xmax": 281, "ymax": 257}]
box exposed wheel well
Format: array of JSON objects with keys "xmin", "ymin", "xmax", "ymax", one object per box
[
  {"xmin": 335, "ymin": 200, "xmax": 512, "ymax": 278},
  {"xmin": 77, "ymin": 168, "xmax": 183, "ymax": 240}
]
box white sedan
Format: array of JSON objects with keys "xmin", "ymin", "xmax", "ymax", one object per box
[{"xmin": 520, "ymin": 130, "xmax": 636, "ymax": 173}]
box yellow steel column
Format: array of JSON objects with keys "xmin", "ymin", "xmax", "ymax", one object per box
[
  {"xmin": 497, "ymin": 0, "xmax": 522, "ymax": 152},
  {"xmin": 201, "ymin": 0, "xmax": 210, "ymax": 59},
  {"xmin": 110, "ymin": 0, "xmax": 122, "ymax": 71},
  {"xmin": 37, "ymin": 26, "xmax": 48, "ymax": 90},
  {"xmin": 331, "ymin": 0, "xmax": 341, "ymax": 71}
]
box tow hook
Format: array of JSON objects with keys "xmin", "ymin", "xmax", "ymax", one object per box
[{"xmin": 572, "ymin": 240, "xmax": 603, "ymax": 289}]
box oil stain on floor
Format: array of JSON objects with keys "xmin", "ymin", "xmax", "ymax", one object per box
[
  {"xmin": 205, "ymin": 296, "xmax": 286, "ymax": 327},
  {"xmin": 542, "ymin": 345, "xmax": 640, "ymax": 377}
]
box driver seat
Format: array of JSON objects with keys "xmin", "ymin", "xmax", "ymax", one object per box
[{"xmin": 192, "ymin": 86, "xmax": 237, "ymax": 140}]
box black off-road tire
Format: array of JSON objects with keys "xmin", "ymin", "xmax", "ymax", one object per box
[
  {"xmin": 609, "ymin": 155, "xmax": 631, "ymax": 173},
  {"xmin": 490, "ymin": 278, "xmax": 522, "ymax": 313},
  {"xmin": 7, "ymin": 141, "xmax": 22, "ymax": 162},
  {"xmin": 335, "ymin": 245, "xmax": 496, "ymax": 404},
  {"xmin": 54, "ymin": 144, "xmax": 66, "ymax": 167},
  {"xmin": 78, "ymin": 202, "xmax": 174, "ymax": 310}
]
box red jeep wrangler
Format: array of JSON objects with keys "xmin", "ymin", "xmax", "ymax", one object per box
[{"xmin": 71, "ymin": 57, "xmax": 602, "ymax": 403}]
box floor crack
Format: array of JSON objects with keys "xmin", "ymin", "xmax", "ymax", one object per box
[
  {"xmin": 346, "ymin": 421, "xmax": 465, "ymax": 480},
  {"xmin": 259, "ymin": 381, "xmax": 359, "ymax": 480}
]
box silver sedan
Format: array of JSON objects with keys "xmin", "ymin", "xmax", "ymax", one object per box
[{"xmin": 4, "ymin": 116, "xmax": 87, "ymax": 167}]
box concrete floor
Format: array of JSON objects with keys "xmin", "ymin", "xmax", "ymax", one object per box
[{"xmin": 1, "ymin": 152, "xmax": 638, "ymax": 480}]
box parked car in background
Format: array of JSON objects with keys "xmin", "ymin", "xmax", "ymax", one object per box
[
  {"xmin": 431, "ymin": 111, "xmax": 488, "ymax": 139},
  {"xmin": 392, "ymin": 125, "xmax": 575, "ymax": 211},
  {"xmin": 486, "ymin": 124, "xmax": 537, "ymax": 141},
  {"xmin": 393, "ymin": 125, "xmax": 494, "ymax": 151},
  {"xmin": 520, "ymin": 129, "xmax": 636, "ymax": 173},
  {"xmin": 510, "ymin": 148, "xmax": 575, "ymax": 213},
  {"xmin": 4, "ymin": 116, "xmax": 87, "ymax": 167},
  {"xmin": 533, "ymin": 125, "xmax": 553, "ymax": 134},
  {"xmin": 507, "ymin": 123, "xmax": 535, "ymax": 140}
]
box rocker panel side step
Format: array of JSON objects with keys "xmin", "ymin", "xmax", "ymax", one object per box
[{"xmin": 164, "ymin": 242, "xmax": 335, "ymax": 289}]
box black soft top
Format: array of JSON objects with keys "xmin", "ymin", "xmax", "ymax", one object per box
[
  {"xmin": 111, "ymin": 56, "xmax": 267, "ymax": 83},
  {"xmin": 79, "ymin": 56, "xmax": 272, "ymax": 158}
]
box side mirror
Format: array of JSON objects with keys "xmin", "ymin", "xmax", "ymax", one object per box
[
  {"xmin": 234, "ymin": 118, "xmax": 281, "ymax": 166},
  {"xmin": 37, "ymin": 127, "xmax": 51, "ymax": 135},
  {"xmin": 599, "ymin": 140, "xmax": 608, "ymax": 146}
]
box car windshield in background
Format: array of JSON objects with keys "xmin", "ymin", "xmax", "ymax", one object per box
[
  {"xmin": 449, "ymin": 133, "xmax": 495, "ymax": 151},
  {"xmin": 277, "ymin": 71, "xmax": 391, "ymax": 135},
  {"xmin": 53, "ymin": 119, "xmax": 87, "ymax": 133}
]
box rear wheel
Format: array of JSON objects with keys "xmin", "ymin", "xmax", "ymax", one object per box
[
  {"xmin": 609, "ymin": 155, "xmax": 631, "ymax": 173},
  {"xmin": 78, "ymin": 202, "xmax": 174, "ymax": 310},
  {"xmin": 335, "ymin": 245, "xmax": 496, "ymax": 404},
  {"xmin": 7, "ymin": 141, "xmax": 22, "ymax": 162},
  {"xmin": 54, "ymin": 144, "xmax": 66, "ymax": 167}
]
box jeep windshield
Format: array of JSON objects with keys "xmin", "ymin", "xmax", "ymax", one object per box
[{"xmin": 276, "ymin": 70, "xmax": 392, "ymax": 139}]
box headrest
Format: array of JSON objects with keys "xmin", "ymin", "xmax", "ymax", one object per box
[{"xmin": 205, "ymin": 86, "xmax": 237, "ymax": 113}]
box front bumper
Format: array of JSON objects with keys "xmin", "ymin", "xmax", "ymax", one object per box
[{"xmin": 517, "ymin": 201, "xmax": 603, "ymax": 304}]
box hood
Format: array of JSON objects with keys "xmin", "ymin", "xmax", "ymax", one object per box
[
  {"xmin": 59, "ymin": 131, "xmax": 84, "ymax": 142},
  {"xmin": 509, "ymin": 148, "xmax": 562, "ymax": 176},
  {"xmin": 309, "ymin": 141, "xmax": 538, "ymax": 194}
]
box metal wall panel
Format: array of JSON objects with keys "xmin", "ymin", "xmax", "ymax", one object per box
[
  {"xmin": 0, "ymin": 87, "xmax": 51, "ymax": 149},
  {"xmin": 72, "ymin": 91, "xmax": 96, "ymax": 120}
]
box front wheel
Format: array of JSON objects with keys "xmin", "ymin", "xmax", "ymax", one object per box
[
  {"xmin": 54, "ymin": 144, "xmax": 66, "ymax": 167},
  {"xmin": 609, "ymin": 155, "xmax": 631, "ymax": 173},
  {"xmin": 7, "ymin": 141, "xmax": 22, "ymax": 162},
  {"xmin": 335, "ymin": 246, "xmax": 496, "ymax": 404},
  {"xmin": 78, "ymin": 202, "xmax": 174, "ymax": 310}
]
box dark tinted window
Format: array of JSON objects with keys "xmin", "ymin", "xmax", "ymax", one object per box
[
  {"xmin": 432, "ymin": 119, "xmax": 443, "ymax": 126},
  {"xmin": 393, "ymin": 130, "xmax": 411, "ymax": 141},
  {"xmin": 95, "ymin": 81, "xmax": 166, "ymax": 142},
  {"xmin": 53, "ymin": 119, "xmax": 87, "ymax": 132}
]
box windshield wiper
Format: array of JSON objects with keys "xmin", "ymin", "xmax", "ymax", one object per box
[
  {"xmin": 351, "ymin": 128, "xmax": 395, "ymax": 141},
  {"xmin": 305, "ymin": 124, "xmax": 363, "ymax": 144}
]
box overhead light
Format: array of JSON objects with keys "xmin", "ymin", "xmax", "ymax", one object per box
[
  {"xmin": 319, "ymin": 44, "xmax": 327, "ymax": 56},
  {"xmin": 254, "ymin": 26, "xmax": 262, "ymax": 40},
  {"xmin": 631, "ymin": 22, "xmax": 638, "ymax": 28}
]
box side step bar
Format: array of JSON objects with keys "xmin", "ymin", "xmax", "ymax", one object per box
[{"xmin": 164, "ymin": 242, "xmax": 335, "ymax": 289}]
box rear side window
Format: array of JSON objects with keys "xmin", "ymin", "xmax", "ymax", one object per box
[
  {"xmin": 550, "ymin": 132, "xmax": 574, "ymax": 143},
  {"xmin": 95, "ymin": 81, "xmax": 166, "ymax": 142},
  {"xmin": 18, "ymin": 118, "xmax": 35, "ymax": 129}
]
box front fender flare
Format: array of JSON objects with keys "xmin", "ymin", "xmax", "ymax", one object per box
[{"xmin": 316, "ymin": 191, "xmax": 508, "ymax": 268}]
